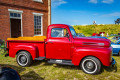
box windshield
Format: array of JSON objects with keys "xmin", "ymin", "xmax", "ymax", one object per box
[{"xmin": 69, "ymin": 26, "xmax": 77, "ymax": 37}]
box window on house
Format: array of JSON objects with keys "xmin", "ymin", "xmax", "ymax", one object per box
[
  {"xmin": 51, "ymin": 28, "xmax": 69, "ymax": 38},
  {"xmin": 34, "ymin": 15, "xmax": 42, "ymax": 35},
  {"xmin": 10, "ymin": 12, "xmax": 21, "ymax": 19}
]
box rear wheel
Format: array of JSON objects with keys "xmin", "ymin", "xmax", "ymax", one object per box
[
  {"xmin": 80, "ymin": 56, "xmax": 101, "ymax": 75},
  {"xmin": 16, "ymin": 51, "xmax": 32, "ymax": 67}
]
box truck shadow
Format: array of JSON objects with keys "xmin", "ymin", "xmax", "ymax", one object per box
[
  {"xmin": 54, "ymin": 64, "xmax": 80, "ymax": 70},
  {"xmin": 31, "ymin": 60, "xmax": 43, "ymax": 66},
  {"xmin": 31, "ymin": 60, "xmax": 48, "ymax": 67},
  {"xmin": 43, "ymin": 62, "xmax": 80, "ymax": 70},
  {"xmin": 44, "ymin": 62, "xmax": 117, "ymax": 74},
  {"xmin": 31, "ymin": 59, "xmax": 118, "ymax": 73},
  {"xmin": 21, "ymin": 71, "xmax": 44, "ymax": 80},
  {"xmin": 54, "ymin": 64, "xmax": 117, "ymax": 74},
  {"xmin": 103, "ymin": 65, "xmax": 117, "ymax": 72}
]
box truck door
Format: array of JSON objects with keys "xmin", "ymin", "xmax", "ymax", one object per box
[{"xmin": 46, "ymin": 28, "xmax": 72, "ymax": 60}]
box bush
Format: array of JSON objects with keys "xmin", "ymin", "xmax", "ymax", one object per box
[
  {"xmin": 0, "ymin": 40, "xmax": 6, "ymax": 55},
  {"xmin": 0, "ymin": 40, "xmax": 5, "ymax": 49}
]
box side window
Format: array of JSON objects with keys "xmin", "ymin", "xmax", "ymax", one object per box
[{"xmin": 51, "ymin": 28, "xmax": 69, "ymax": 38}]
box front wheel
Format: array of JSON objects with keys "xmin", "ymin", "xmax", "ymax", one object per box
[
  {"xmin": 16, "ymin": 51, "xmax": 32, "ymax": 67},
  {"xmin": 80, "ymin": 56, "xmax": 101, "ymax": 75}
]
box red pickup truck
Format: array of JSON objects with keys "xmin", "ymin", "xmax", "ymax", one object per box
[{"xmin": 6, "ymin": 24, "xmax": 115, "ymax": 74}]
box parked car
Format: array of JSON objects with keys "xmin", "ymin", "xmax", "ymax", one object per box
[
  {"xmin": 6, "ymin": 24, "xmax": 116, "ymax": 75},
  {"xmin": 107, "ymin": 35, "xmax": 120, "ymax": 43},
  {"xmin": 110, "ymin": 34, "xmax": 117, "ymax": 36},
  {"xmin": 76, "ymin": 33, "xmax": 85, "ymax": 37},
  {"xmin": 90, "ymin": 36, "xmax": 107, "ymax": 39},
  {"xmin": 111, "ymin": 40, "xmax": 120, "ymax": 56},
  {"xmin": 115, "ymin": 18, "xmax": 120, "ymax": 24}
]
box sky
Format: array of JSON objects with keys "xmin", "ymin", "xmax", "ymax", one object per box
[{"xmin": 51, "ymin": 0, "xmax": 120, "ymax": 25}]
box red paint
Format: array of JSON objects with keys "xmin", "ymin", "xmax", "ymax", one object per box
[
  {"xmin": 7, "ymin": 24, "xmax": 112, "ymax": 67},
  {"xmin": 7, "ymin": 41, "xmax": 45, "ymax": 60},
  {"xmin": 72, "ymin": 47, "xmax": 112, "ymax": 66}
]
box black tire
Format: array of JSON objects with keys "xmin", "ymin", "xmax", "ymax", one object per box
[
  {"xmin": 80, "ymin": 56, "xmax": 101, "ymax": 75},
  {"xmin": 16, "ymin": 51, "xmax": 32, "ymax": 67}
]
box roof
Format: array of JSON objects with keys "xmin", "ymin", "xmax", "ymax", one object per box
[{"xmin": 48, "ymin": 24, "xmax": 71, "ymax": 28}]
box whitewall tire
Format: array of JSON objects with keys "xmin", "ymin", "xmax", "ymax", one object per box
[
  {"xmin": 81, "ymin": 56, "xmax": 101, "ymax": 75},
  {"xmin": 16, "ymin": 51, "xmax": 32, "ymax": 67}
]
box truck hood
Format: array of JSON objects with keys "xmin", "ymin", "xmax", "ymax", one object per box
[{"xmin": 73, "ymin": 37, "xmax": 111, "ymax": 47}]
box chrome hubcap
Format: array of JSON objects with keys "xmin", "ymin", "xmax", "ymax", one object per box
[
  {"xmin": 86, "ymin": 62, "xmax": 94, "ymax": 69},
  {"xmin": 83, "ymin": 60, "xmax": 96, "ymax": 73},
  {"xmin": 20, "ymin": 56, "xmax": 27, "ymax": 63}
]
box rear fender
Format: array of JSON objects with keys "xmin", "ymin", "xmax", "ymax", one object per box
[
  {"xmin": 72, "ymin": 47, "xmax": 112, "ymax": 66},
  {"xmin": 9, "ymin": 45, "xmax": 38, "ymax": 60}
]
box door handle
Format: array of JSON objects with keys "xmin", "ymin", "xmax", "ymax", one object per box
[{"xmin": 45, "ymin": 42, "xmax": 48, "ymax": 44}]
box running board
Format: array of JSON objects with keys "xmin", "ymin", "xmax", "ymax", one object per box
[
  {"xmin": 34, "ymin": 57, "xmax": 46, "ymax": 60},
  {"xmin": 48, "ymin": 59, "xmax": 74, "ymax": 66}
]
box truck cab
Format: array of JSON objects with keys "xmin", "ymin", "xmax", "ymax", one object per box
[
  {"xmin": 46, "ymin": 24, "xmax": 73, "ymax": 60},
  {"xmin": 7, "ymin": 24, "xmax": 115, "ymax": 75}
]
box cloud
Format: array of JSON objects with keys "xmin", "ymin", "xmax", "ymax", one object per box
[
  {"xmin": 101, "ymin": 12, "xmax": 120, "ymax": 17},
  {"xmin": 102, "ymin": 0, "xmax": 114, "ymax": 4},
  {"xmin": 51, "ymin": 0, "xmax": 67, "ymax": 8},
  {"xmin": 89, "ymin": 0, "xmax": 98, "ymax": 4},
  {"xmin": 88, "ymin": 0, "xmax": 114, "ymax": 4}
]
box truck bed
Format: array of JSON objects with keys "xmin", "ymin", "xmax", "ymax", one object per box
[
  {"xmin": 7, "ymin": 36, "xmax": 46, "ymax": 59},
  {"xmin": 7, "ymin": 36, "xmax": 46, "ymax": 41}
]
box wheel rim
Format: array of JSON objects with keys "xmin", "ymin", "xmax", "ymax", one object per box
[
  {"xmin": 82, "ymin": 59, "xmax": 97, "ymax": 74},
  {"xmin": 17, "ymin": 54, "xmax": 28, "ymax": 66},
  {"xmin": 20, "ymin": 56, "xmax": 27, "ymax": 64}
]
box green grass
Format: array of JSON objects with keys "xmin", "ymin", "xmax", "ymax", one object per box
[
  {"xmin": 73, "ymin": 24, "xmax": 120, "ymax": 36},
  {"xmin": 0, "ymin": 50, "xmax": 120, "ymax": 80}
]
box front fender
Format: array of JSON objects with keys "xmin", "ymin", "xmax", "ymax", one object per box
[
  {"xmin": 9, "ymin": 44, "xmax": 38, "ymax": 60},
  {"xmin": 72, "ymin": 47, "xmax": 112, "ymax": 66}
]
